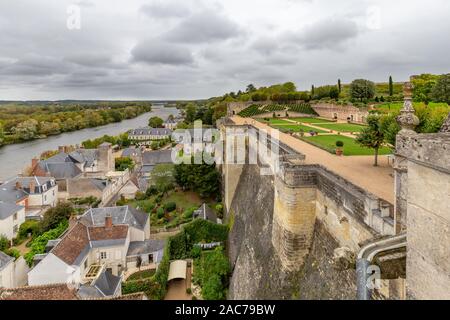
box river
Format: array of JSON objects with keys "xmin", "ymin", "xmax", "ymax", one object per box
[{"xmin": 0, "ymin": 105, "xmax": 180, "ymax": 181}]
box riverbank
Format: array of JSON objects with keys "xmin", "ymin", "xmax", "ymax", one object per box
[{"xmin": 0, "ymin": 106, "xmax": 180, "ymax": 181}]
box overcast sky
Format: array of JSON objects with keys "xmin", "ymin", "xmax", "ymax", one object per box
[{"xmin": 0, "ymin": 0, "xmax": 449, "ymax": 100}]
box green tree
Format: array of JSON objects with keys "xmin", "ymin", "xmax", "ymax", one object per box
[
  {"xmin": 202, "ymin": 275, "xmax": 224, "ymax": 300},
  {"xmin": 338, "ymin": 79, "xmax": 342, "ymax": 93},
  {"xmin": 246, "ymin": 84, "xmax": 256, "ymax": 93},
  {"xmin": 185, "ymin": 103, "xmax": 197, "ymax": 123},
  {"xmin": 389, "ymin": 76, "xmax": 394, "ymax": 96},
  {"xmin": 148, "ymin": 116, "xmax": 164, "ymax": 128},
  {"xmin": 355, "ymin": 115, "xmax": 385, "ymax": 166},
  {"xmin": 379, "ymin": 113, "xmax": 401, "ymax": 147},
  {"xmin": 174, "ymin": 161, "xmax": 220, "ymax": 199},
  {"xmin": 311, "ymin": 85, "xmax": 315, "ymax": 97},
  {"xmin": 412, "ymin": 74, "xmax": 439, "ymax": 104},
  {"xmin": 115, "ymin": 157, "xmax": 135, "ymax": 171},
  {"xmin": 13, "ymin": 119, "xmax": 39, "ymax": 141},
  {"xmin": 329, "ymin": 86, "xmax": 339, "ymax": 100},
  {"xmin": 350, "ymin": 79, "xmax": 375, "ymax": 102},
  {"xmin": 431, "ymin": 74, "xmax": 450, "ymax": 104},
  {"xmin": 39, "ymin": 202, "xmax": 74, "ymax": 233}
]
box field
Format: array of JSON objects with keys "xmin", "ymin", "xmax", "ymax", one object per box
[
  {"xmin": 302, "ymin": 135, "xmax": 392, "ymax": 156},
  {"xmin": 312, "ymin": 123, "xmax": 366, "ymax": 133}
]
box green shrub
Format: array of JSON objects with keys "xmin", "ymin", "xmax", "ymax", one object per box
[
  {"xmin": 336, "ymin": 140, "xmax": 344, "ymax": 147},
  {"xmin": 191, "ymin": 246, "xmax": 202, "ymax": 259},
  {"xmin": 135, "ymin": 191, "xmax": 146, "ymax": 201},
  {"xmin": 164, "ymin": 202, "xmax": 177, "ymax": 212},
  {"xmin": 39, "ymin": 202, "xmax": 73, "ymax": 233},
  {"xmin": 156, "ymin": 207, "xmax": 165, "ymax": 219},
  {"xmin": 24, "ymin": 220, "xmax": 69, "ymax": 266},
  {"xmin": 194, "ymin": 247, "xmax": 230, "ymax": 300},
  {"xmin": 145, "ymin": 186, "xmax": 158, "ymax": 197},
  {"xmin": 186, "ymin": 287, "xmax": 192, "ymax": 294},
  {"xmin": 17, "ymin": 220, "xmax": 40, "ymax": 240},
  {"xmin": 4, "ymin": 248, "xmax": 20, "ymax": 259},
  {"xmin": 0, "ymin": 235, "xmax": 9, "ymax": 251},
  {"xmin": 152, "ymin": 241, "xmax": 171, "ymax": 299},
  {"xmin": 122, "ymin": 279, "xmax": 161, "ymax": 299}
]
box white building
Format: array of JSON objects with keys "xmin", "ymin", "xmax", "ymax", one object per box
[
  {"xmin": 0, "ymin": 176, "xmax": 58, "ymax": 221},
  {"xmin": 28, "ymin": 206, "xmax": 165, "ymax": 296},
  {"xmin": 0, "ymin": 252, "xmax": 14, "ymax": 288},
  {"xmin": 0, "ymin": 203, "xmax": 25, "ymax": 240},
  {"xmin": 128, "ymin": 127, "xmax": 172, "ymax": 145},
  {"xmin": 0, "ymin": 252, "xmax": 29, "ymax": 289}
]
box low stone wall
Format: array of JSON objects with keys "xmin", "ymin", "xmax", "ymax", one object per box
[{"xmin": 312, "ymin": 103, "xmax": 369, "ymax": 123}]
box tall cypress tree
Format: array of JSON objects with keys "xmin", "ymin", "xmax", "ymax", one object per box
[
  {"xmin": 311, "ymin": 85, "xmax": 315, "ymax": 97},
  {"xmin": 338, "ymin": 79, "xmax": 342, "ymax": 93},
  {"xmin": 389, "ymin": 76, "xmax": 394, "ymax": 96}
]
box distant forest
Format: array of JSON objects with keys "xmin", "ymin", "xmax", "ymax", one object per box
[{"xmin": 0, "ymin": 101, "xmax": 152, "ymax": 146}]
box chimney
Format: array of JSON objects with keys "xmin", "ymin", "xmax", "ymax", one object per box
[
  {"xmin": 31, "ymin": 158, "xmax": 39, "ymax": 169},
  {"xmin": 68, "ymin": 215, "xmax": 78, "ymax": 230},
  {"xmin": 29, "ymin": 180, "xmax": 36, "ymax": 194},
  {"xmin": 105, "ymin": 214, "xmax": 113, "ymax": 228},
  {"xmin": 15, "ymin": 181, "xmax": 22, "ymax": 190}
]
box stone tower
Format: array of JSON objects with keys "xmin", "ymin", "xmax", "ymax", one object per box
[{"xmin": 98, "ymin": 142, "xmax": 114, "ymax": 173}]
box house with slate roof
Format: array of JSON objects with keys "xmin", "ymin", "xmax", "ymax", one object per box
[
  {"xmin": 27, "ymin": 206, "xmax": 165, "ymax": 294},
  {"xmin": 0, "ymin": 282, "xmax": 148, "ymax": 300},
  {"xmin": 163, "ymin": 117, "xmax": 179, "ymax": 130},
  {"xmin": 128, "ymin": 127, "xmax": 172, "ymax": 146},
  {"xmin": 0, "ymin": 176, "xmax": 57, "ymax": 223},
  {"xmin": 29, "ymin": 143, "xmax": 127, "ymax": 202}
]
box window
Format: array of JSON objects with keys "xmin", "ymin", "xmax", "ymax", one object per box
[
  {"xmin": 324, "ymin": 206, "xmax": 328, "ymax": 215},
  {"xmin": 13, "ymin": 225, "xmax": 18, "ymax": 233},
  {"xmin": 13, "ymin": 213, "xmax": 18, "ymax": 221},
  {"xmin": 84, "ymin": 259, "xmax": 88, "ymax": 270},
  {"xmin": 100, "ymin": 252, "xmax": 107, "ymax": 260}
]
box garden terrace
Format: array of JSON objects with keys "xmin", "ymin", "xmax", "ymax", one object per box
[
  {"xmin": 287, "ymin": 103, "xmax": 318, "ymax": 115},
  {"xmin": 237, "ymin": 105, "xmax": 267, "ymax": 117},
  {"xmin": 301, "ymin": 135, "xmax": 391, "ymax": 156},
  {"xmin": 311, "ymin": 123, "xmax": 366, "ymax": 133},
  {"xmin": 231, "ymin": 115, "xmax": 394, "ymax": 203}
]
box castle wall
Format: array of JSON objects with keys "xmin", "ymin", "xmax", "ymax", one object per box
[
  {"xmin": 225, "ymin": 158, "xmax": 394, "ymax": 299},
  {"xmin": 396, "ymin": 133, "xmax": 450, "ymax": 299}
]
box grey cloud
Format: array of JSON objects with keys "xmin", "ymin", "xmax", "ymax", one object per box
[
  {"xmin": 290, "ymin": 18, "xmax": 359, "ymax": 50},
  {"xmin": 140, "ymin": 1, "xmax": 190, "ymax": 19},
  {"xmin": 131, "ymin": 40, "xmax": 194, "ymax": 66},
  {"xmin": 164, "ymin": 10, "xmax": 240, "ymax": 43}
]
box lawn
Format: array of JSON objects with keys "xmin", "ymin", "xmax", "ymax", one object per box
[
  {"xmin": 149, "ymin": 164, "xmax": 175, "ymax": 186},
  {"xmin": 313, "ymin": 123, "xmax": 367, "ymax": 133},
  {"xmin": 272, "ymin": 124, "xmax": 328, "ymax": 134},
  {"xmin": 302, "ymin": 135, "xmax": 392, "ymax": 156},
  {"xmin": 127, "ymin": 269, "xmax": 156, "ymax": 281},
  {"xmin": 267, "ymin": 118, "xmax": 293, "ymax": 125},
  {"xmin": 375, "ymin": 102, "xmax": 450, "ymax": 113},
  {"xmin": 290, "ymin": 117, "xmax": 335, "ymax": 124}
]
